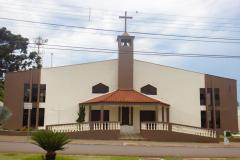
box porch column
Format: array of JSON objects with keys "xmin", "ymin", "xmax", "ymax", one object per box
[
  {"xmin": 155, "ymin": 106, "xmax": 159, "ymax": 122},
  {"xmin": 166, "ymin": 107, "xmax": 169, "ymax": 123},
  {"xmin": 162, "ymin": 107, "xmax": 164, "ymax": 122},
  {"xmin": 100, "ymin": 106, "xmax": 104, "ymax": 122},
  {"xmin": 89, "ymin": 105, "xmax": 92, "ymax": 122}
]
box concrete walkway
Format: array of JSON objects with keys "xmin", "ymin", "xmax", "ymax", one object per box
[
  {"xmin": 0, "ymin": 141, "xmax": 240, "ymax": 157},
  {"xmin": 0, "ymin": 135, "xmax": 240, "ymax": 148}
]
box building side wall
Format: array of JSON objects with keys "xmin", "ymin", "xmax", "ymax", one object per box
[
  {"xmin": 205, "ymin": 75, "xmax": 238, "ymax": 132},
  {"xmin": 40, "ymin": 60, "xmax": 118, "ymax": 126},
  {"xmin": 4, "ymin": 70, "xmax": 41, "ymax": 129},
  {"xmin": 134, "ymin": 60, "xmax": 205, "ymax": 127}
]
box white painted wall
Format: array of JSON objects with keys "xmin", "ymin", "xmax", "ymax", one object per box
[
  {"xmin": 40, "ymin": 59, "xmax": 205, "ymax": 129},
  {"xmin": 40, "ymin": 60, "xmax": 118, "ymax": 126},
  {"xmin": 134, "ymin": 60, "xmax": 205, "ymax": 127}
]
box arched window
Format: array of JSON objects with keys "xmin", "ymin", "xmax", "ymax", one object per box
[
  {"xmin": 92, "ymin": 83, "xmax": 109, "ymax": 94},
  {"xmin": 141, "ymin": 84, "xmax": 157, "ymax": 95}
]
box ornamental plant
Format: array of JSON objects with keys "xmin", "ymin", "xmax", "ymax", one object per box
[{"xmin": 31, "ymin": 130, "xmax": 71, "ymax": 160}]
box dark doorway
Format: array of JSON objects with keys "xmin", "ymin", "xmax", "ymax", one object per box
[
  {"xmin": 103, "ymin": 110, "xmax": 109, "ymax": 121},
  {"xmin": 91, "ymin": 110, "xmax": 100, "ymax": 121},
  {"xmin": 140, "ymin": 111, "xmax": 156, "ymax": 122},
  {"xmin": 122, "ymin": 107, "xmax": 129, "ymax": 125},
  {"xmin": 91, "ymin": 110, "xmax": 109, "ymax": 121}
]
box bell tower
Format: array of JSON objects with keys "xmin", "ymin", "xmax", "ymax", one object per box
[{"xmin": 117, "ymin": 12, "xmax": 135, "ymax": 90}]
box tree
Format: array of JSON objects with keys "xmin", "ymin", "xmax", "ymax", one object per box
[
  {"xmin": 0, "ymin": 81, "xmax": 3, "ymax": 102},
  {"xmin": 76, "ymin": 105, "xmax": 85, "ymax": 123},
  {"xmin": 31, "ymin": 130, "xmax": 71, "ymax": 160},
  {"xmin": 0, "ymin": 106, "xmax": 12, "ymax": 127},
  {"xmin": 0, "ymin": 27, "xmax": 42, "ymax": 74}
]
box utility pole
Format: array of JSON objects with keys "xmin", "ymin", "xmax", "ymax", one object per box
[
  {"xmin": 34, "ymin": 36, "xmax": 47, "ymax": 128},
  {"xmin": 51, "ymin": 53, "xmax": 53, "ymax": 68},
  {"xmin": 34, "ymin": 36, "xmax": 48, "ymax": 65}
]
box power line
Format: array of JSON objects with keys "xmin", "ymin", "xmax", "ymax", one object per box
[
  {"xmin": 1, "ymin": 17, "xmax": 240, "ymax": 42},
  {"xmin": 3, "ymin": 0, "xmax": 240, "ymax": 21},
  {"xmin": 27, "ymin": 44, "xmax": 240, "ymax": 59},
  {"xmin": 2, "ymin": 3, "xmax": 240, "ymax": 29}
]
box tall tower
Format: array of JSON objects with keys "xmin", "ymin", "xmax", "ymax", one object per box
[{"xmin": 117, "ymin": 12, "xmax": 135, "ymax": 90}]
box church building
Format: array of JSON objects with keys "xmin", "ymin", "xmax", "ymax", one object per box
[{"xmin": 3, "ymin": 13, "xmax": 238, "ymax": 142}]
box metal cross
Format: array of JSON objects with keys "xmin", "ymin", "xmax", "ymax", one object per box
[{"xmin": 119, "ymin": 11, "xmax": 132, "ymax": 32}]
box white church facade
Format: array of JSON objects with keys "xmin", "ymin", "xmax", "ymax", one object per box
[{"xmin": 3, "ymin": 14, "xmax": 238, "ymax": 141}]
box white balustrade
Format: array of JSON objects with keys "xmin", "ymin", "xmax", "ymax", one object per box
[
  {"xmin": 141, "ymin": 122, "xmax": 168, "ymax": 131},
  {"xmin": 171, "ymin": 124, "xmax": 217, "ymax": 138},
  {"xmin": 92, "ymin": 122, "xmax": 120, "ymax": 130},
  {"xmin": 48, "ymin": 123, "xmax": 90, "ymax": 133}
]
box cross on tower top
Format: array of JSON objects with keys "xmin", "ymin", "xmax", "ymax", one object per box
[{"xmin": 119, "ymin": 11, "xmax": 132, "ymax": 33}]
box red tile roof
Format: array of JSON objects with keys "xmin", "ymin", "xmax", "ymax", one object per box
[{"xmin": 80, "ymin": 90, "xmax": 169, "ymax": 106}]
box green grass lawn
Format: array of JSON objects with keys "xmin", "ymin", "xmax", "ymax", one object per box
[{"xmin": 0, "ymin": 153, "xmax": 239, "ymax": 160}]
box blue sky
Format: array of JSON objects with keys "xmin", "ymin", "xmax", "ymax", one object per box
[{"xmin": 0, "ymin": 0, "xmax": 240, "ymax": 102}]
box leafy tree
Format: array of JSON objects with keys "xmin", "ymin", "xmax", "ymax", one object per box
[
  {"xmin": 31, "ymin": 130, "xmax": 71, "ymax": 160},
  {"xmin": 76, "ymin": 105, "xmax": 85, "ymax": 123},
  {"xmin": 0, "ymin": 106, "xmax": 12, "ymax": 127},
  {"xmin": 0, "ymin": 27, "xmax": 42, "ymax": 74},
  {"xmin": 0, "ymin": 81, "xmax": 3, "ymax": 102}
]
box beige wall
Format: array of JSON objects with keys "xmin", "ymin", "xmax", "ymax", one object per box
[
  {"xmin": 134, "ymin": 60, "xmax": 205, "ymax": 127},
  {"xmin": 40, "ymin": 59, "xmax": 205, "ymax": 128},
  {"xmin": 40, "ymin": 60, "xmax": 118, "ymax": 126}
]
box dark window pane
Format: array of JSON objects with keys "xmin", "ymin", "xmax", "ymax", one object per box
[
  {"xmin": 140, "ymin": 111, "xmax": 156, "ymax": 122},
  {"xmin": 38, "ymin": 108, "xmax": 45, "ymax": 126},
  {"xmin": 214, "ymin": 88, "xmax": 220, "ymax": 106},
  {"xmin": 92, "ymin": 83, "xmax": 109, "ymax": 94},
  {"xmin": 216, "ymin": 110, "xmax": 221, "ymax": 128},
  {"xmin": 32, "ymin": 84, "xmax": 38, "ymax": 102},
  {"xmin": 201, "ymin": 111, "xmax": 206, "ymax": 128},
  {"xmin": 200, "ymin": 88, "xmax": 206, "ymax": 105},
  {"xmin": 207, "ymin": 88, "xmax": 213, "ymax": 106},
  {"xmin": 91, "ymin": 110, "xmax": 101, "ymax": 121},
  {"xmin": 22, "ymin": 109, "xmax": 28, "ymax": 126},
  {"xmin": 40, "ymin": 84, "xmax": 46, "ymax": 102},
  {"xmin": 141, "ymin": 84, "xmax": 157, "ymax": 95},
  {"xmin": 23, "ymin": 84, "xmax": 30, "ymax": 102},
  {"xmin": 22, "ymin": 108, "xmax": 37, "ymax": 127}
]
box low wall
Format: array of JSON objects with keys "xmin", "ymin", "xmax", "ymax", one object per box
[
  {"xmin": 141, "ymin": 130, "xmax": 219, "ymax": 143},
  {"xmin": 0, "ymin": 130, "xmax": 29, "ymax": 136},
  {"xmin": 66, "ymin": 130, "xmax": 120, "ymax": 140}
]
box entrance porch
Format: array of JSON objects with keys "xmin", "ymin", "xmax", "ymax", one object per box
[{"xmin": 85, "ymin": 105, "xmax": 170, "ymax": 134}]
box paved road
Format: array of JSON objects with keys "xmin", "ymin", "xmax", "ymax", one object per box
[{"xmin": 0, "ymin": 141, "xmax": 240, "ymax": 157}]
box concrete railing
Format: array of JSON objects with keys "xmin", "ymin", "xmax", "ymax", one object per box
[
  {"xmin": 92, "ymin": 121, "xmax": 120, "ymax": 130},
  {"xmin": 46, "ymin": 123, "xmax": 90, "ymax": 133},
  {"xmin": 141, "ymin": 122, "xmax": 168, "ymax": 131},
  {"xmin": 46, "ymin": 121, "xmax": 120, "ymax": 132},
  {"xmin": 171, "ymin": 123, "xmax": 217, "ymax": 138},
  {"xmin": 141, "ymin": 122, "xmax": 217, "ymax": 138}
]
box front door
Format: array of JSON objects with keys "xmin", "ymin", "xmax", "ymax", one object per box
[{"xmin": 122, "ymin": 107, "xmax": 129, "ymax": 125}]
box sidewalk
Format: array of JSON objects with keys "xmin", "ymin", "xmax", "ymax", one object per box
[{"xmin": 0, "ymin": 135, "xmax": 239, "ymax": 148}]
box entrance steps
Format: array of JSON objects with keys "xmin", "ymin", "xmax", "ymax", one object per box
[{"xmin": 119, "ymin": 133, "xmax": 145, "ymax": 140}]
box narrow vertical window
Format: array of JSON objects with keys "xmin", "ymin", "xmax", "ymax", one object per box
[
  {"xmin": 23, "ymin": 84, "xmax": 30, "ymax": 102},
  {"xmin": 200, "ymin": 88, "xmax": 206, "ymax": 105},
  {"xmin": 216, "ymin": 110, "xmax": 221, "ymax": 128},
  {"xmin": 201, "ymin": 111, "xmax": 206, "ymax": 128},
  {"xmin": 40, "ymin": 84, "xmax": 46, "ymax": 102},
  {"xmin": 38, "ymin": 108, "xmax": 45, "ymax": 126},
  {"xmin": 214, "ymin": 88, "xmax": 220, "ymax": 106},
  {"xmin": 32, "ymin": 84, "xmax": 38, "ymax": 102},
  {"xmin": 207, "ymin": 88, "xmax": 213, "ymax": 106}
]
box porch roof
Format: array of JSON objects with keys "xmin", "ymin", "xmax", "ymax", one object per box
[{"xmin": 80, "ymin": 90, "xmax": 170, "ymax": 106}]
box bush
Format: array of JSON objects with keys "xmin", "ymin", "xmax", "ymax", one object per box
[{"xmin": 31, "ymin": 130, "xmax": 71, "ymax": 160}]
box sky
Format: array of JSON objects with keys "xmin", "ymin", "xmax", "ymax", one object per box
[{"xmin": 0, "ymin": 0, "xmax": 240, "ymax": 102}]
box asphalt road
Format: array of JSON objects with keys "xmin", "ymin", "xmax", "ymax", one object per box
[{"xmin": 0, "ymin": 141, "xmax": 240, "ymax": 157}]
